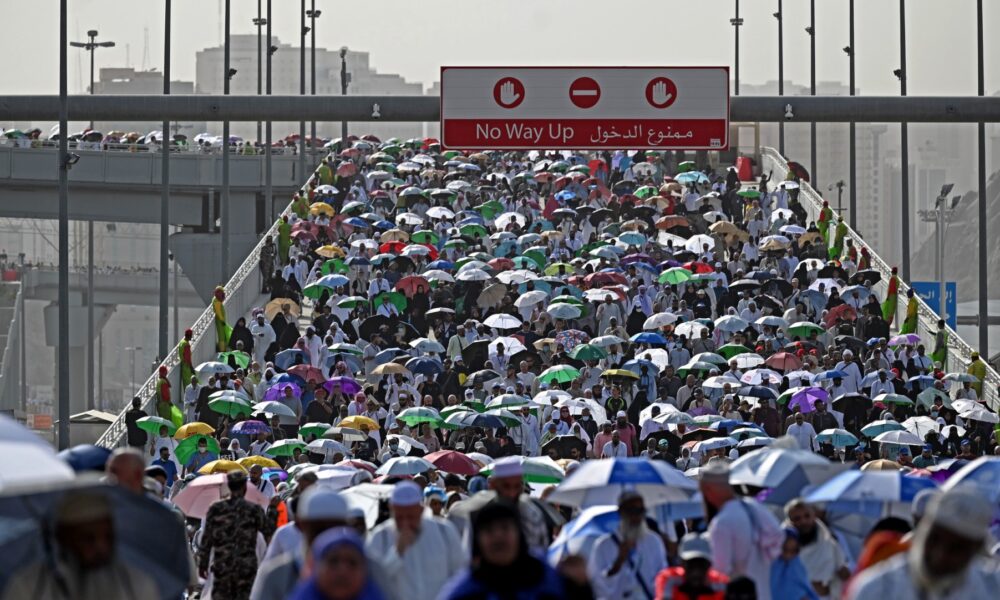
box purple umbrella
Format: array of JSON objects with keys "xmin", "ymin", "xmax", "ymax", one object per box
[
  {"xmin": 555, "ymin": 329, "xmax": 590, "ymax": 352},
  {"xmin": 788, "ymin": 387, "xmax": 830, "ymax": 414},
  {"xmin": 264, "ymin": 382, "xmax": 302, "ymax": 401},
  {"xmin": 621, "ymin": 253, "xmax": 654, "ymax": 266},
  {"xmin": 323, "ymin": 376, "xmax": 362, "ymax": 395},
  {"xmin": 231, "ymin": 420, "xmax": 271, "ymax": 436}
]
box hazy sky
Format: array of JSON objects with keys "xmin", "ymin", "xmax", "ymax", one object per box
[{"xmin": 0, "ymin": 0, "xmax": 996, "ymax": 97}]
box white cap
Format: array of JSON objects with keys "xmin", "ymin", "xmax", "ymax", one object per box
[
  {"xmin": 390, "ymin": 481, "xmax": 423, "ymax": 507},
  {"xmin": 925, "ymin": 487, "xmax": 993, "ymax": 540},
  {"xmin": 616, "ymin": 411, "xmax": 627, "ymax": 419},
  {"xmin": 491, "ymin": 456, "xmax": 524, "ymax": 479},
  {"xmin": 297, "ymin": 487, "xmax": 349, "ymax": 521},
  {"xmin": 678, "ymin": 533, "xmax": 713, "ymax": 561}
]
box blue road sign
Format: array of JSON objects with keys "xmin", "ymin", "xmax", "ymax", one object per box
[{"xmin": 911, "ymin": 281, "xmax": 957, "ymax": 330}]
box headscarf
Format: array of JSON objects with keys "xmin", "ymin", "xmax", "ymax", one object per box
[
  {"xmin": 287, "ymin": 527, "xmax": 385, "ymax": 600},
  {"xmin": 468, "ymin": 501, "xmax": 546, "ymax": 592}
]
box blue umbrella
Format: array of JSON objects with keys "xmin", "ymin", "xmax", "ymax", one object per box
[
  {"xmin": 941, "ymin": 456, "xmax": 1000, "ymax": 503},
  {"xmin": 426, "ymin": 259, "xmax": 454, "ymax": 270},
  {"xmin": 274, "ymin": 349, "xmax": 308, "ymax": 371},
  {"xmin": 373, "ymin": 220, "xmax": 395, "ymax": 230},
  {"xmin": 313, "ymin": 274, "xmax": 350, "ymax": 289},
  {"xmin": 906, "ymin": 375, "xmax": 936, "ymax": 391},
  {"xmin": 375, "ymin": 348, "xmax": 408, "ymax": 365},
  {"xmin": 740, "ymin": 385, "xmax": 779, "ymax": 399},
  {"xmin": 675, "ymin": 172, "xmax": 709, "ymax": 184},
  {"xmin": 459, "ymin": 216, "xmax": 486, "ymax": 226},
  {"xmin": 546, "ymin": 458, "xmax": 697, "ymax": 508},
  {"xmin": 405, "ymin": 356, "xmax": 444, "ymax": 375},
  {"xmin": 57, "ymin": 444, "xmax": 112, "ymax": 472},
  {"xmin": 555, "ymin": 190, "xmax": 578, "ymax": 202},
  {"xmin": 630, "ymin": 332, "xmax": 668, "ymax": 346},
  {"xmin": 622, "ymin": 359, "xmax": 658, "ymax": 376},
  {"xmin": 345, "ymin": 217, "xmax": 369, "ymax": 228},
  {"xmin": 231, "ymin": 420, "xmax": 272, "ymax": 436},
  {"xmin": 814, "ymin": 369, "xmax": 849, "ymax": 382},
  {"xmin": 806, "ymin": 470, "xmax": 937, "ymax": 516},
  {"xmin": 345, "ymin": 256, "xmax": 370, "ymax": 267},
  {"xmin": 271, "ymin": 372, "xmax": 304, "ymax": 386}
]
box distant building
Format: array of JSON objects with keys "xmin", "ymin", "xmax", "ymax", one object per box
[
  {"xmin": 196, "ymin": 36, "xmax": 424, "ymax": 141},
  {"xmin": 92, "ymin": 67, "xmax": 204, "ymax": 136}
]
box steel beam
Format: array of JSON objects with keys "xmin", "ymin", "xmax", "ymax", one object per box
[{"xmin": 3, "ymin": 95, "xmax": 1000, "ymax": 123}]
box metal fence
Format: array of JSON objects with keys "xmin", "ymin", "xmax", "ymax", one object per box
[
  {"xmin": 94, "ymin": 155, "xmax": 327, "ymax": 448},
  {"xmin": 761, "ymin": 147, "xmax": 998, "ymax": 410}
]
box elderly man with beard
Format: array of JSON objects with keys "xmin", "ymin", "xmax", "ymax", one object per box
[
  {"xmin": 784, "ymin": 499, "xmax": 850, "ymax": 599},
  {"xmin": 847, "ymin": 488, "xmax": 1000, "ymax": 599},
  {"xmin": 587, "ymin": 491, "xmax": 666, "ymax": 600}
]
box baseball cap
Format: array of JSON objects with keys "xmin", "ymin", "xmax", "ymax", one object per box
[
  {"xmin": 898, "ymin": 447, "xmax": 910, "ymax": 456},
  {"xmin": 678, "ymin": 533, "xmax": 713, "ymax": 561},
  {"xmin": 297, "ymin": 487, "xmax": 349, "ymax": 521}
]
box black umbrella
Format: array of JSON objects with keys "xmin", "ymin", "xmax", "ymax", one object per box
[
  {"xmin": 509, "ymin": 349, "xmax": 543, "ymax": 371},
  {"xmin": 850, "ymin": 269, "xmax": 881, "ymax": 285},
  {"xmin": 761, "ymin": 279, "xmax": 793, "ymax": 298},
  {"xmin": 0, "ymin": 481, "xmax": 191, "ymax": 598},
  {"xmin": 541, "ymin": 435, "xmax": 588, "ymax": 459},
  {"xmin": 754, "ymin": 294, "xmax": 783, "ymax": 312},
  {"xmin": 646, "ymin": 429, "xmax": 683, "ymax": 456},
  {"xmin": 462, "ymin": 340, "xmax": 491, "ymax": 371},
  {"xmin": 467, "ymin": 369, "xmax": 501, "ymax": 387},
  {"xmin": 729, "ymin": 279, "xmax": 762, "ymax": 293},
  {"xmin": 817, "ymin": 265, "xmax": 848, "ymax": 280},
  {"xmin": 831, "ymin": 392, "xmax": 872, "ymax": 412},
  {"xmin": 359, "ymin": 315, "xmax": 394, "ymax": 341},
  {"xmin": 834, "ymin": 335, "xmax": 866, "ymax": 354},
  {"xmin": 611, "ymin": 181, "xmax": 636, "ymax": 196},
  {"xmin": 589, "ymin": 208, "xmax": 613, "ymax": 226}
]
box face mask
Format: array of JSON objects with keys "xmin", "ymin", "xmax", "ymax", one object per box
[
  {"xmin": 198, "ymin": 447, "xmax": 207, "ymax": 454},
  {"xmin": 580, "ymin": 415, "xmax": 590, "ymax": 421},
  {"xmin": 931, "ymin": 410, "xmax": 939, "ymax": 418}
]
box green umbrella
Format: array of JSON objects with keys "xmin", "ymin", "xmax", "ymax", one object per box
[
  {"xmin": 265, "ymin": 439, "xmax": 308, "ymax": 457},
  {"xmin": 520, "ymin": 251, "xmax": 546, "ymax": 270},
  {"xmin": 543, "ymin": 263, "xmax": 575, "ymax": 276},
  {"xmin": 476, "ymin": 200, "xmax": 504, "ymax": 221},
  {"xmin": 460, "ymin": 223, "xmax": 489, "ymax": 239},
  {"xmin": 299, "ymin": 422, "xmax": 332, "ymax": 439},
  {"xmin": 336, "ymin": 296, "xmax": 368, "ymax": 309},
  {"xmin": 479, "ymin": 457, "xmax": 564, "ymax": 484},
  {"xmin": 634, "ymin": 185, "xmax": 658, "ymax": 199},
  {"xmin": 411, "ymin": 230, "xmax": 440, "ymax": 244},
  {"xmin": 396, "ymin": 407, "xmax": 444, "ymax": 427},
  {"xmin": 176, "ymin": 434, "xmax": 221, "ymax": 466},
  {"xmin": 372, "ymin": 291, "xmax": 408, "ymax": 313},
  {"xmin": 208, "ymin": 396, "xmax": 252, "ymax": 418},
  {"xmin": 217, "ymin": 351, "xmax": 250, "ymax": 370},
  {"xmin": 539, "ymin": 364, "xmax": 581, "ymax": 384},
  {"xmin": 658, "ymin": 267, "xmax": 693, "ymax": 285},
  {"xmin": 444, "ymin": 238, "xmax": 468, "ymax": 249},
  {"xmin": 482, "ymin": 408, "xmax": 521, "ymax": 427},
  {"xmin": 380, "ymin": 144, "xmax": 403, "ymax": 156},
  {"xmin": 321, "ymin": 258, "xmax": 349, "ymax": 275},
  {"xmin": 328, "ymin": 343, "xmax": 363, "ymax": 356},
  {"xmin": 787, "ymin": 322, "xmax": 825, "ymax": 338},
  {"xmin": 576, "ymin": 241, "xmax": 609, "ymax": 258},
  {"xmin": 3, "ymin": 129, "xmax": 25, "ymax": 139},
  {"xmin": 716, "ymin": 343, "xmax": 753, "ymax": 359},
  {"xmin": 915, "ymin": 388, "xmax": 949, "ymax": 409},
  {"xmin": 677, "ymin": 160, "xmax": 696, "ymax": 173},
  {"xmin": 569, "ymin": 343, "xmax": 607, "ymax": 361},
  {"xmin": 737, "ymin": 189, "xmax": 761, "ymax": 199},
  {"xmin": 375, "ymin": 162, "xmax": 398, "ymax": 173},
  {"xmin": 442, "ymin": 150, "xmax": 462, "ymax": 159},
  {"xmin": 137, "ymin": 416, "xmax": 177, "ymax": 437}
]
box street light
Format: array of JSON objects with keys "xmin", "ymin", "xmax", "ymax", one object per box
[
  {"xmin": 846, "ymin": 0, "xmax": 857, "ymax": 230},
  {"xmin": 125, "ymin": 346, "xmax": 143, "ymax": 392},
  {"xmin": 806, "ymin": 0, "xmax": 817, "ymax": 187},
  {"xmin": 253, "ymin": 4, "xmax": 267, "ymax": 142},
  {"xmin": 306, "ymin": 4, "xmax": 321, "ymax": 154},
  {"xmin": 827, "ymin": 181, "xmax": 848, "ymax": 214},
  {"xmin": 898, "ymin": 0, "xmax": 911, "ymax": 282},
  {"xmin": 70, "ymin": 30, "xmax": 116, "ymax": 129},
  {"xmin": 774, "ymin": 3, "xmax": 784, "ymax": 154},
  {"xmin": 340, "ymin": 46, "xmax": 350, "ymax": 141},
  {"xmin": 730, "ymin": 0, "xmax": 742, "ymax": 96},
  {"xmin": 918, "ymin": 184, "xmax": 960, "ymax": 324}
]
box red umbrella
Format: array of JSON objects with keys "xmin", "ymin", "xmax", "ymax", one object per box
[
  {"xmin": 291, "ymin": 230, "xmax": 316, "ymax": 241},
  {"xmin": 683, "ymin": 261, "xmax": 715, "ymax": 274},
  {"xmin": 395, "ymin": 275, "xmax": 431, "ymax": 297},
  {"xmin": 824, "ymin": 304, "xmax": 857, "ymax": 328},
  {"xmin": 292, "ymin": 221, "xmax": 318, "ymax": 234},
  {"xmin": 287, "ymin": 364, "xmax": 325, "ymax": 383},
  {"xmin": 424, "ymin": 450, "xmax": 481, "ymax": 476},
  {"xmin": 583, "ymin": 272, "xmax": 627, "ymax": 288},
  {"xmin": 337, "ymin": 162, "xmax": 357, "ymax": 177},
  {"xmin": 786, "ymin": 161, "xmax": 811, "ymax": 182},
  {"xmin": 488, "ymin": 258, "xmax": 514, "ymax": 271},
  {"xmin": 764, "ymin": 351, "xmax": 802, "ymax": 372},
  {"xmin": 379, "ymin": 241, "xmax": 406, "ymax": 255},
  {"xmin": 336, "ymin": 459, "xmax": 377, "ymax": 474},
  {"xmin": 339, "ymin": 148, "xmax": 360, "ymax": 158}
]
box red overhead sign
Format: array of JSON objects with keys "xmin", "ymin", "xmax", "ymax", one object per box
[{"xmin": 440, "ymin": 67, "xmax": 730, "ymax": 150}]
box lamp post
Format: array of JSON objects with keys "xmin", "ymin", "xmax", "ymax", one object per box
[
  {"xmin": 58, "ymin": 0, "xmax": 70, "ymax": 449},
  {"xmin": 221, "ymin": 0, "xmax": 233, "ymax": 282},
  {"xmin": 898, "ymin": 0, "xmax": 910, "ymax": 282},
  {"xmin": 730, "ymin": 0, "xmax": 743, "ymax": 96},
  {"xmin": 976, "ymin": 0, "xmax": 988, "ymax": 354},
  {"xmin": 159, "ymin": 0, "xmax": 171, "ymax": 373},
  {"xmin": 18, "ymin": 252, "xmax": 25, "ymax": 413},
  {"xmin": 827, "ymin": 181, "xmax": 847, "ymax": 214},
  {"xmin": 918, "ymin": 184, "xmax": 960, "ymax": 325},
  {"xmin": 306, "ymin": 3, "xmax": 321, "ymax": 156},
  {"xmin": 126, "ymin": 346, "xmax": 143, "ymax": 392},
  {"xmin": 265, "ymin": 0, "xmax": 274, "ymax": 221},
  {"xmin": 340, "ymin": 47, "xmax": 350, "ymax": 141},
  {"xmin": 774, "ymin": 3, "xmax": 784, "ymax": 154},
  {"xmin": 806, "ymin": 0, "xmax": 816, "ymax": 187},
  {"xmin": 298, "ymin": 0, "xmax": 306, "ymax": 181},
  {"xmin": 845, "ymin": 0, "xmax": 856, "ymax": 230},
  {"xmin": 253, "ymin": 1, "xmax": 266, "ymax": 143},
  {"xmin": 69, "ymin": 29, "xmax": 116, "ymax": 129}
]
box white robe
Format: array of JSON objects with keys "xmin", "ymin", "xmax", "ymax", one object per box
[
  {"xmin": 365, "ymin": 517, "xmax": 466, "ymax": 600},
  {"xmin": 588, "ymin": 530, "xmax": 666, "ymax": 600}
]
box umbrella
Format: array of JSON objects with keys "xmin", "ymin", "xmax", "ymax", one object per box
[
  {"xmin": 806, "ymin": 471, "xmax": 937, "ymax": 515},
  {"xmin": 174, "ymin": 422, "xmax": 215, "ymax": 440},
  {"xmin": 958, "ymin": 405, "xmax": 999, "ymax": 424},
  {"xmin": 424, "ymin": 450, "xmax": 480, "ymax": 476},
  {"xmin": 57, "ymin": 445, "xmax": 112, "ymax": 473},
  {"xmin": 545, "ymin": 458, "xmax": 697, "ymax": 508},
  {"xmin": 404, "ymin": 357, "xmax": 444, "ymax": 376},
  {"xmin": 902, "ymin": 416, "xmax": 940, "ymax": 439},
  {"xmin": 860, "ymin": 419, "xmax": 904, "ymax": 438},
  {"xmin": 788, "ymin": 387, "xmax": 830, "ymax": 413},
  {"xmin": 324, "ymin": 426, "xmax": 368, "ymax": 443},
  {"xmin": 548, "ymin": 303, "xmax": 583, "ymax": 319},
  {"xmin": 287, "ymin": 364, "xmax": 325, "ymax": 383},
  {"xmin": 941, "ymin": 457, "xmax": 1000, "ymax": 503},
  {"xmin": 815, "ymin": 428, "xmax": 859, "ymax": 447},
  {"xmin": 237, "ymin": 456, "xmax": 280, "ymax": 469},
  {"xmin": 484, "ymin": 313, "xmax": 522, "ymax": 330},
  {"xmin": 173, "ymin": 472, "xmax": 269, "ymax": 518},
  {"xmin": 197, "ymin": 459, "xmax": 248, "ymax": 475},
  {"xmin": 728, "ymin": 447, "xmax": 845, "ymax": 504},
  {"xmin": 873, "ymin": 430, "xmax": 924, "ymax": 446},
  {"xmin": 339, "ymin": 415, "xmax": 380, "ymax": 430},
  {"xmin": 175, "ymin": 434, "xmax": 221, "ymax": 465},
  {"xmin": 306, "ymin": 439, "xmax": 351, "ymax": 460},
  {"xmin": 396, "ymin": 407, "xmax": 443, "ymax": 427},
  {"xmin": 265, "ymin": 439, "xmax": 308, "ymax": 457},
  {"xmin": 541, "ymin": 435, "xmax": 589, "ymax": 459},
  {"xmin": 376, "ymin": 456, "xmax": 435, "ymax": 477},
  {"xmin": 208, "ymin": 395, "xmax": 253, "ymax": 418},
  {"xmin": 479, "ymin": 456, "xmax": 565, "ymax": 484},
  {"xmin": 195, "ymin": 361, "xmax": 234, "ymax": 382},
  {"xmin": 568, "ymin": 343, "xmax": 607, "ymax": 361},
  {"xmin": 765, "ymin": 352, "xmax": 802, "ymax": 371},
  {"xmin": 136, "ymin": 416, "xmax": 177, "ymax": 437}
]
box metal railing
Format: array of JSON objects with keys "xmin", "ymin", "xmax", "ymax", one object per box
[
  {"xmin": 762, "ymin": 147, "xmax": 998, "ymax": 410},
  {"xmin": 0, "ymin": 282, "xmax": 22, "ymax": 411},
  {"xmin": 94, "ymin": 156, "xmax": 326, "ymax": 448}
]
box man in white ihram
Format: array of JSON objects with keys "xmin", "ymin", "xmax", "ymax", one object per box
[
  {"xmin": 366, "ymin": 480, "xmax": 466, "ymax": 600},
  {"xmin": 848, "ymin": 487, "xmax": 1000, "ymax": 599},
  {"xmin": 587, "ymin": 490, "xmax": 666, "ymax": 600}
]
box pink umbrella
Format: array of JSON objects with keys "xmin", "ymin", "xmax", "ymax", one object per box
[
  {"xmin": 171, "ymin": 473, "xmax": 268, "ymax": 519},
  {"xmin": 425, "ymin": 450, "xmax": 480, "ymax": 476},
  {"xmin": 287, "ymin": 364, "xmax": 325, "ymax": 383}
]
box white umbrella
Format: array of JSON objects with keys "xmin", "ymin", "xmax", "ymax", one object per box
[
  {"xmin": 754, "ymin": 316, "xmax": 788, "ymax": 330},
  {"xmin": 636, "ymin": 349, "xmax": 670, "ymax": 371},
  {"xmin": 253, "ymin": 401, "xmax": 297, "ymax": 419},
  {"xmin": 387, "ymin": 434, "xmax": 429, "ymax": 454},
  {"xmin": 196, "ymin": 361, "xmax": 234, "ymax": 382},
  {"xmin": 456, "ymin": 268, "xmax": 491, "ymax": 282},
  {"xmin": 873, "ymin": 430, "xmax": 924, "ymax": 446},
  {"xmin": 684, "ymin": 234, "xmax": 715, "ymax": 253},
  {"xmin": 590, "ymin": 335, "xmax": 626, "ymax": 348},
  {"xmin": 496, "ymin": 270, "xmax": 538, "ymax": 285},
  {"xmin": 375, "ymin": 456, "xmax": 435, "ymax": 476},
  {"xmin": 514, "ymin": 290, "xmax": 548, "ymax": 308},
  {"xmin": 548, "ymin": 303, "xmax": 582, "ymax": 319},
  {"xmin": 694, "ymin": 437, "xmax": 737, "ymax": 453},
  {"xmin": 493, "ymin": 336, "xmax": 527, "ymax": 355},
  {"xmin": 729, "ymin": 447, "xmax": 845, "ymax": 491},
  {"xmin": 643, "ymin": 312, "xmax": 678, "ymax": 330},
  {"xmin": 533, "ymin": 389, "xmax": 573, "ymax": 405},
  {"xmin": 423, "ymin": 269, "xmax": 455, "ymax": 282},
  {"xmin": 639, "ymin": 402, "xmax": 679, "ymax": 426},
  {"xmin": 484, "ymin": 313, "xmax": 522, "ymax": 330},
  {"xmin": 410, "ymin": 338, "xmax": 445, "ymax": 353},
  {"xmin": 902, "ymin": 416, "xmax": 940, "ymax": 439},
  {"xmin": 655, "ymin": 411, "xmax": 695, "ymax": 426},
  {"xmin": 740, "ymin": 368, "xmax": 781, "ymax": 385},
  {"xmin": 545, "ymin": 458, "xmax": 697, "ymax": 508},
  {"xmin": 496, "ymin": 212, "xmax": 527, "ymax": 229},
  {"xmin": 307, "ymin": 439, "xmax": 351, "ymax": 459},
  {"xmin": 732, "ymin": 353, "xmax": 766, "ymax": 370},
  {"xmin": 714, "ymin": 315, "xmax": 749, "ymax": 333},
  {"xmin": 341, "ymin": 483, "xmax": 395, "ymax": 528},
  {"xmin": 553, "ymin": 398, "xmax": 608, "ymax": 425},
  {"xmin": 426, "ymin": 206, "xmax": 455, "ymax": 219},
  {"xmin": 2, "ymin": 442, "xmax": 75, "ymax": 493},
  {"xmin": 959, "ymin": 405, "xmax": 999, "ymax": 424},
  {"xmin": 673, "ymin": 321, "xmax": 708, "ymax": 339}
]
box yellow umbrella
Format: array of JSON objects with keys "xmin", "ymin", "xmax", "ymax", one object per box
[
  {"xmin": 339, "ymin": 415, "xmax": 380, "ymax": 430},
  {"xmin": 238, "ymin": 456, "xmax": 280, "ymax": 469},
  {"xmin": 309, "ymin": 202, "xmax": 335, "ymax": 217},
  {"xmin": 197, "ymin": 459, "xmax": 248, "ymax": 475},
  {"xmin": 174, "ymin": 422, "xmax": 215, "ymax": 440},
  {"xmin": 798, "ymin": 231, "xmax": 823, "ymax": 247},
  {"xmin": 372, "ymin": 363, "xmax": 409, "ymax": 376},
  {"xmin": 709, "ymin": 221, "xmax": 743, "ymax": 237},
  {"xmin": 265, "ymin": 298, "xmax": 301, "ymax": 321},
  {"xmin": 315, "ymin": 245, "xmax": 346, "ymax": 259},
  {"xmin": 533, "ymin": 338, "xmax": 557, "ymax": 351},
  {"xmin": 860, "ymin": 459, "xmax": 902, "ymax": 472},
  {"xmin": 381, "ymin": 229, "xmax": 410, "ymax": 242},
  {"xmin": 602, "ymin": 369, "xmax": 640, "ymax": 380}
]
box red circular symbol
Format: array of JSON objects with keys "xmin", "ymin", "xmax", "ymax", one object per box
[
  {"xmin": 492, "ymin": 77, "xmax": 525, "ymax": 109},
  {"xmin": 645, "ymin": 77, "xmax": 678, "ymax": 109},
  {"xmin": 569, "ymin": 77, "xmax": 601, "ymax": 109}
]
